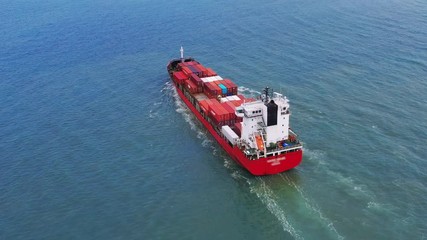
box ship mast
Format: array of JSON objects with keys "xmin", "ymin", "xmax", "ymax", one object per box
[
  {"xmin": 262, "ymin": 87, "xmax": 270, "ymax": 104},
  {"xmin": 180, "ymin": 46, "xmax": 184, "ymax": 62}
]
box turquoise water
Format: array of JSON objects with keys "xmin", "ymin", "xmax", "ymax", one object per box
[{"xmin": 1, "ymin": 0, "xmax": 427, "ymax": 239}]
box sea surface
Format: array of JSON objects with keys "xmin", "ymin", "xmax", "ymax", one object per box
[{"xmin": 1, "ymin": 0, "xmax": 427, "ymax": 239}]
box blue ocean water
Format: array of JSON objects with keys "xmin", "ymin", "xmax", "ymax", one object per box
[{"xmin": 1, "ymin": 0, "xmax": 426, "ymax": 239}]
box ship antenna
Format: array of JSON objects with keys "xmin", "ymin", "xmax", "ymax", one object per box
[{"xmin": 180, "ymin": 46, "xmax": 184, "ymax": 62}]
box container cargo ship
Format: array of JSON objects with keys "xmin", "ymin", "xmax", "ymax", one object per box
[{"xmin": 167, "ymin": 47, "xmax": 303, "ymax": 175}]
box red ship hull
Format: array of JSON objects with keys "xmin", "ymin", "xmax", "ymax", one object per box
[{"xmin": 172, "ymin": 79, "xmax": 302, "ymax": 176}]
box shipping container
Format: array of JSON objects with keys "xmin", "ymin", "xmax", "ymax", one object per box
[
  {"xmin": 184, "ymin": 61, "xmax": 197, "ymax": 66},
  {"xmin": 230, "ymin": 95, "xmax": 240, "ymax": 101},
  {"xmin": 208, "ymin": 99, "xmax": 230, "ymax": 125},
  {"xmin": 213, "ymin": 82, "xmax": 222, "ymax": 96},
  {"xmin": 182, "ymin": 66, "xmax": 193, "ymax": 76},
  {"xmin": 172, "ymin": 71, "xmax": 188, "ymax": 84},
  {"xmin": 205, "ymin": 68, "xmax": 217, "ymax": 77},
  {"xmin": 223, "ymin": 79, "xmax": 238, "ymax": 95},
  {"xmin": 179, "ymin": 61, "xmax": 197, "ymax": 68},
  {"xmin": 178, "ymin": 62, "xmax": 193, "ymax": 69},
  {"xmin": 188, "ymin": 65, "xmax": 202, "ymax": 77},
  {"xmin": 221, "ymin": 125, "xmax": 239, "ymax": 145},
  {"xmin": 185, "ymin": 79, "xmax": 198, "ymax": 94},
  {"xmin": 201, "ymin": 76, "xmax": 214, "ymax": 83},
  {"xmin": 202, "ymin": 76, "xmax": 224, "ymax": 83},
  {"xmin": 216, "ymin": 102, "xmax": 230, "ymax": 121},
  {"xmin": 225, "ymin": 101, "xmax": 237, "ymax": 110},
  {"xmin": 220, "ymin": 81, "xmax": 232, "ymax": 95},
  {"xmin": 204, "ymin": 81, "xmax": 221, "ymax": 98},
  {"xmin": 199, "ymin": 100, "xmax": 211, "ymax": 114},
  {"xmin": 221, "ymin": 102, "xmax": 236, "ymax": 120},
  {"xmin": 218, "ymin": 83, "xmax": 227, "ymax": 95},
  {"xmin": 195, "ymin": 64, "xmax": 208, "ymax": 77},
  {"xmin": 230, "ymin": 99, "xmax": 243, "ymax": 107},
  {"xmin": 190, "ymin": 73, "xmax": 203, "ymax": 87},
  {"xmin": 203, "ymin": 82, "xmax": 213, "ymax": 97},
  {"xmin": 224, "ymin": 96, "xmax": 232, "ymax": 102},
  {"xmin": 208, "ymin": 105, "xmax": 223, "ymax": 125},
  {"xmin": 220, "ymin": 97, "xmax": 229, "ymax": 103}
]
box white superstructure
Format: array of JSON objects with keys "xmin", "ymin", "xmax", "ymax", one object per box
[{"xmin": 236, "ymin": 88, "xmax": 296, "ymax": 157}]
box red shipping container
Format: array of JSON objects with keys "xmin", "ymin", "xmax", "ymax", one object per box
[
  {"xmin": 178, "ymin": 61, "xmax": 197, "ymax": 70},
  {"xmin": 215, "ymin": 102, "xmax": 230, "ymax": 121},
  {"xmin": 205, "ymin": 68, "xmax": 217, "ymax": 77},
  {"xmin": 204, "ymin": 82, "xmax": 219, "ymax": 97},
  {"xmin": 208, "ymin": 99, "xmax": 229, "ymax": 124},
  {"xmin": 190, "ymin": 73, "xmax": 203, "ymax": 87},
  {"xmin": 211, "ymin": 81, "xmax": 223, "ymax": 96},
  {"xmin": 195, "ymin": 64, "xmax": 208, "ymax": 77},
  {"xmin": 187, "ymin": 65, "xmax": 202, "ymax": 77},
  {"xmin": 205, "ymin": 99, "xmax": 214, "ymax": 107},
  {"xmin": 184, "ymin": 61, "xmax": 197, "ymax": 66},
  {"xmin": 185, "ymin": 79, "xmax": 198, "ymax": 94},
  {"xmin": 220, "ymin": 81, "xmax": 233, "ymax": 95},
  {"xmin": 199, "ymin": 100, "xmax": 211, "ymax": 113},
  {"xmin": 228, "ymin": 101, "xmax": 239, "ymax": 119},
  {"xmin": 177, "ymin": 62, "xmax": 185, "ymax": 70},
  {"xmin": 208, "ymin": 105, "xmax": 222, "ymax": 124},
  {"xmin": 230, "ymin": 99, "xmax": 243, "ymax": 107},
  {"xmin": 181, "ymin": 66, "xmax": 193, "ymax": 76},
  {"xmin": 217, "ymin": 104, "xmax": 229, "ymax": 121},
  {"xmin": 221, "ymin": 102, "xmax": 236, "ymax": 120},
  {"xmin": 172, "ymin": 71, "xmax": 188, "ymax": 84},
  {"xmin": 226, "ymin": 101, "xmax": 237, "ymax": 109},
  {"xmin": 203, "ymin": 82, "xmax": 212, "ymax": 97},
  {"xmin": 223, "ymin": 79, "xmax": 238, "ymax": 95}
]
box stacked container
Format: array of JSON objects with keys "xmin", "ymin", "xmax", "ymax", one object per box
[
  {"xmin": 205, "ymin": 68, "xmax": 216, "ymax": 77},
  {"xmin": 185, "ymin": 79, "xmax": 200, "ymax": 94},
  {"xmin": 172, "ymin": 71, "xmax": 188, "ymax": 84},
  {"xmin": 189, "ymin": 73, "xmax": 203, "ymax": 92},
  {"xmin": 199, "ymin": 99, "xmax": 212, "ymax": 114},
  {"xmin": 206, "ymin": 99, "xmax": 230, "ymax": 126},
  {"xmin": 181, "ymin": 66, "xmax": 193, "ymax": 76},
  {"xmin": 221, "ymin": 101, "xmax": 236, "ymax": 122},
  {"xmin": 217, "ymin": 83, "xmax": 228, "ymax": 95},
  {"xmin": 222, "ymin": 79, "xmax": 238, "ymax": 95},
  {"xmin": 195, "ymin": 64, "xmax": 208, "ymax": 77},
  {"xmin": 204, "ymin": 82, "xmax": 222, "ymax": 98}
]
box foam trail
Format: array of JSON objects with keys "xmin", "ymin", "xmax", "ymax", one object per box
[
  {"xmin": 227, "ymin": 167, "xmax": 303, "ymax": 240},
  {"xmin": 280, "ymin": 174, "xmax": 344, "ymax": 240},
  {"xmin": 250, "ymin": 177, "xmax": 303, "ymax": 240}
]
